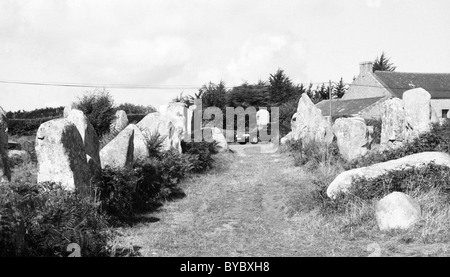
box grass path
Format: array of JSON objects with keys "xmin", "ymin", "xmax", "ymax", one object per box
[{"xmin": 115, "ymin": 145, "xmax": 450, "ymax": 257}]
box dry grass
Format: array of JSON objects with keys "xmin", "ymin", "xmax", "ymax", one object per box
[
  {"xmin": 115, "ymin": 145, "xmax": 450, "ymax": 257},
  {"xmin": 7, "ymin": 135, "xmax": 450, "ymax": 257}
]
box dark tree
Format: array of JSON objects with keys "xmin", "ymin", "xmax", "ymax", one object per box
[
  {"xmin": 268, "ymin": 69, "xmax": 295, "ymax": 106},
  {"xmin": 373, "ymin": 52, "xmax": 396, "ymax": 72},
  {"xmin": 73, "ymin": 88, "xmax": 115, "ymax": 137},
  {"xmin": 333, "ymin": 77, "xmax": 347, "ymax": 98},
  {"xmin": 226, "ymin": 82, "xmax": 270, "ymax": 109}
]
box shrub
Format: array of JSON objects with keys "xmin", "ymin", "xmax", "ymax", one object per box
[
  {"xmin": 8, "ymin": 118, "xmax": 58, "ymax": 136},
  {"xmin": 115, "ymin": 103, "xmax": 156, "ymax": 115},
  {"xmin": 181, "ymin": 141, "xmax": 219, "ymax": 173},
  {"xmin": 348, "ymin": 163, "xmax": 450, "ymax": 201},
  {"xmin": 92, "ymin": 166, "xmax": 141, "ymax": 223},
  {"xmin": 142, "ymin": 131, "xmax": 165, "ymax": 159},
  {"xmin": 73, "ymin": 89, "xmax": 115, "ymax": 137},
  {"xmin": 0, "ymin": 181, "xmax": 112, "ymax": 257},
  {"xmin": 285, "ymin": 138, "xmax": 342, "ymax": 168},
  {"xmin": 315, "ymin": 163, "xmax": 450, "ymax": 216}
]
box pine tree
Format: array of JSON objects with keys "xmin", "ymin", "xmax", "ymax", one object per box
[
  {"xmin": 373, "ymin": 52, "xmax": 396, "ymax": 72},
  {"xmin": 268, "ymin": 69, "xmax": 295, "ymax": 106},
  {"xmin": 333, "ymin": 77, "xmax": 347, "ymax": 98}
]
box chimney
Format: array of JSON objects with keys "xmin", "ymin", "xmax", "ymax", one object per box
[{"xmin": 359, "ymin": 61, "xmax": 373, "ymax": 75}]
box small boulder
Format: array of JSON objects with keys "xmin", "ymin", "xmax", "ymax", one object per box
[
  {"xmin": 376, "ymin": 192, "xmax": 421, "ymax": 231},
  {"xmin": 99, "ymin": 126, "xmax": 134, "ymax": 169},
  {"xmin": 110, "ymin": 110, "xmax": 129, "ymax": 133}
]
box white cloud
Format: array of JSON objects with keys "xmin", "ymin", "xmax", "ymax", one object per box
[{"xmin": 366, "ymin": 0, "xmax": 381, "ymax": 8}]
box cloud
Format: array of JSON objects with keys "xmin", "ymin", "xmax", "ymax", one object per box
[
  {"xmin": 366, "ymin": 0, "xmax": 382, "ymax": 8},
  {"xmin": 222, "ymin": 34, "xmax": 306, "ymax": 85}
]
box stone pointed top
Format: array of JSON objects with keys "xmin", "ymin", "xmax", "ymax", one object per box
[{"xmin": 297, "ymin": 93, "xmax": 314, "ymax": 110}]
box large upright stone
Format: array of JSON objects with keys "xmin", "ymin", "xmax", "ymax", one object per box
[
  {"xmin": 380, "ymin": 98, "xmax": 405, "ymax": 147},
  {"xmin": 99, "ymin": 127, "xmax": 134, "ymax": 169},
  {"xmin": 291, "ymin": 94, "xmax": 333, "ymax": 145},
  {"xmin": 376, "ymin": 192, "xmax": 421, "ymax": 231},
  {"xmin": 137, "ymin": 112, "xmax": 181, "ymax": 153},
  {"xmin": 110, "ymin": 110, "xmax": 129, "ymax": 133},
  {"xmin": 159, "ymin": 102, "xmax": 187, "ymax": 140},
  {"xmin": 35, "ymin": 119, "xmax": 90, "ymax": 191},
  {"xmin": 66, "ymin": 109, "xmax": 101, "ymax": 176},
  {"xmin": 333, "ymin": 117, "xmax": 372, "ymax": 161},
  {"xmin": 381, "ymin": 88, "xmax": 434, "ymax": 149},
  {"xmin": 0, "ymin": 106, "xmax": 11, "ymax": 182},
  {"xmin": 123, "ymin": 124, "xmax": 150, "ymax": 161},
  {"xmin": 403, "ymin": 88, "xmax": 432, "ymax": 137}
]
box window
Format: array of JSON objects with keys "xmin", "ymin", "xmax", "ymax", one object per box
[{"xmin": 442, "ymin": 109, "xmax": 449, "ymax": 119}]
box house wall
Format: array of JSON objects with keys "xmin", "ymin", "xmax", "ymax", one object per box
[
  {"xmin": 343, "ymin": 73, "xmax": 391, "ymax": 100},
  {"xmin": 431, "ymin": 99, "xmax": 450, "ymax": 118}
]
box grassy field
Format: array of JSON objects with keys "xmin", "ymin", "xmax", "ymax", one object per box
[
  {"xmin": 7, "ymin": 136, "xmax": 450, "ymax": 257},
  {"xmin": 113, "ymin": 144, "xmax": 450, "ymax": 257}
]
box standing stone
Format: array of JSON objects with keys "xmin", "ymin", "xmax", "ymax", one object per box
[
  {"xmin": 123, "ymin": 124, "xmax": 150, "ymax": 161},
  {"xmin": 403, "ymin": 88, "xmax": 432, "ymax": 137},
  {"xmin": 381, "ymin": 89, "xmax": 434, "ymax": 149},
  {"xmin": 159, "ymin": 102, "xmax": 187, "ymax": 140},
  {"xmin": 66, "ymin": 109, "xmax": 101, "ymax": 176},
  {"xmin": 99, "ymin": 127, "xmax": 134, "ymax": 169},
  {"xmin": 333, "ymin": 117, "xmax": 372, "ymax": 161},
  {"xmin": 380, "ymin": 98, "xmax": 406, "ymax": 148},
  {"xmin": 291, "ymin": 94, "xmax": 333, "ymax": 145},
  {"xmin": 187, "ymin": 106, "xmax": 194, "ymax": 137},
  {"xmin": 110, "ymin": 110, "xmax": 129, "ymax": 133},
  {"xmin": 137, "ymin": 112, "xmax": 181, "ymax": 153},
  {"xmin": 0, "ymin": 106, "xmax": 11, "ymax": 182},
  {"xmin": 63, "ymin": 106, "xmax": 73, "ymax": 118},
  {"xmin": 431, "ymin": 106, "xmax": 439, "ymax": 124},
  {"xmin": 35, "ymin": 119, "xmax": 90, "ymax": 192},
  {"xmin": 256, "ymin": 109, "xmax": 270, "ymax": 130},
  {"xmin": 376, "ymin": 192, "xmax": 421, "ymax": 231},
  {"xmin": 202, "ymin": 127, "xmax": 228, "ymax": 152}
]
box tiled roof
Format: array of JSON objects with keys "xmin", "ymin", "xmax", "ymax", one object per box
[
  {"xmin": 374, "ymin": 71, "xmax": 450, "ymax": 99},
  {"xmin": 315, "ymin": 97, "xmax": 384, "ymax": 117}
]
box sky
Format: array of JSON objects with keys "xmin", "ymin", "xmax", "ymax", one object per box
[{"xmin": 0, "ymin": 0, "xmax": 449, "ymax": 112}]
